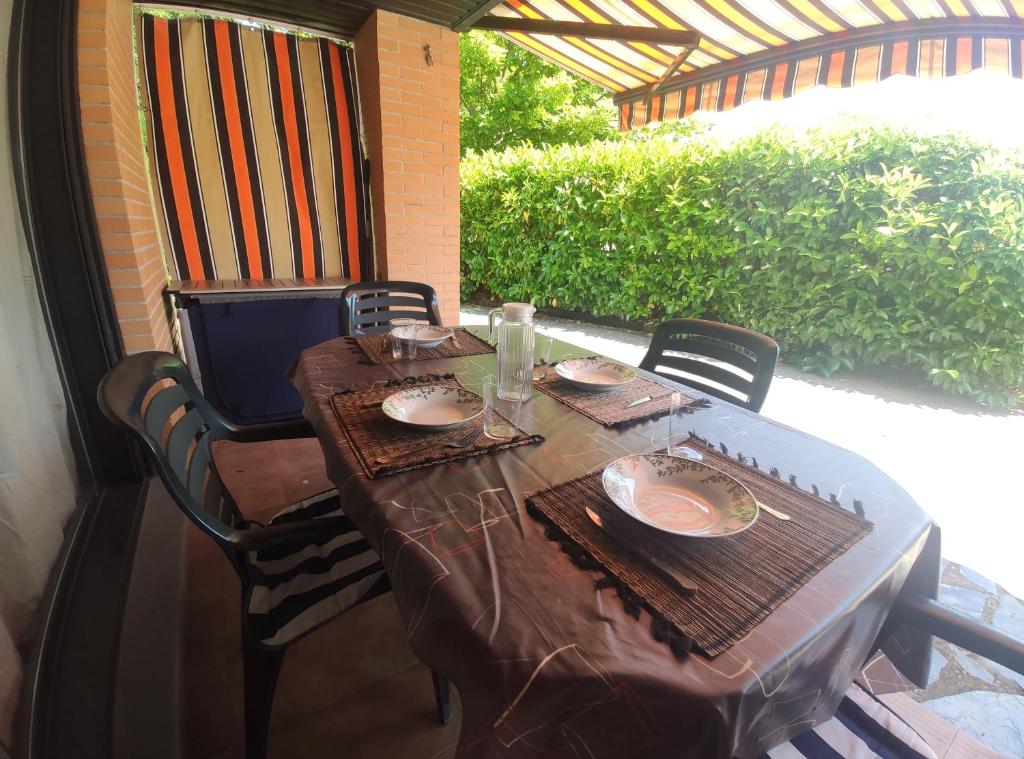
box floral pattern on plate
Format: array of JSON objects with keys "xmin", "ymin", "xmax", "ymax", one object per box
[
  {"xmin": 602, "ymin": 453, "xmax": 759, "ymax": 538},
  {"xmin": 555, "ymin": 358, "xmax": 637, "ymax": 392},
  {"xmin": 390, "ymin": 324, "xmax": 455, "ymax": 348},
  {"xmin": 381, "ymin": 385, "xmax": 484, "ymax": 430}
]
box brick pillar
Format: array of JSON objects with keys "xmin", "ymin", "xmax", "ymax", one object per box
[
  {"xmin": 354, "ymin": 10, "xmax": 461, "ymax": 325},
  {"xmin": 79, "ymin": 0, "xmax": 173, "ymax": 353}
]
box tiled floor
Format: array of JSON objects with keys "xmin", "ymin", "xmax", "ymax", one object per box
[{"xmin": 183, "ymin": 438, "xmax": 1011, "ymax": 758}]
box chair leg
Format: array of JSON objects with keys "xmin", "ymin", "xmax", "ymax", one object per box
[
  {"xmin": 431, "ymin": 670, "xmax": 452, "ymax": 726},
  {"xmin": 242, "ymin": 634, "xmax": 286, "ymax": 759}
]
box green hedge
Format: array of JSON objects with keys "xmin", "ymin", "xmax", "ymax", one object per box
[{"xmin": 461, "ymin": 123, "xmax": 1024, "ymax": 404}]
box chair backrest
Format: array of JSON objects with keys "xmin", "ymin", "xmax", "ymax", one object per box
[
  {"xmin": 639, "ymin": 319, "xmax": 779, "ymax": 412},
  {"xmin": 341, "ymin": 280, "xmax": 442, "ymax": 336},
  {"xmin": 97, "ymin": 351, "xmax": 243, "ymax": 548}
]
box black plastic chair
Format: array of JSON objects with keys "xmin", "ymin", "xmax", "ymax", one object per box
[
  {"xmin": 763, "ymin": 592, "xmax": 1024, "ymax": 756},
  {"xmin": 341, "ymin": 280, "xmax": 442, "ymax": 336},
  {"xmin": 97, "ymin": 351, "xmax": 449, "ymax": 759},
  {"xmin": 640, "ymin": 318, "xmax": 779, "ymax": 413},
  {"xmin": 889, "ymin": 592, "xmax": 1023, "ymax": 678}
]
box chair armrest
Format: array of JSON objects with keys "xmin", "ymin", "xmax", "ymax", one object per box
[
  {"xmin": 892, "ymin": 593, "xmax": 1024, "ymax": 675},
  {"xmin": 224, "ymin": 417, "xmax": 315, "ymax": 443},
  {"xmin": 229, "ymin": 515, "xmax": 352, "ymax": 552}
]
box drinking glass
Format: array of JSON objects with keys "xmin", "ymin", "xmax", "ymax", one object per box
[
  {"xmin": 390, "ymin": 318, "xmax": 419, "ymax": 361},
  {"xmin": 531, "ymin": 334, "xmax": 554, "ymax": 381},
  {"xmin": 667, "ymin": 392, "xmax": 703, "ymax": 461},
  {"xmin": 482, "ymin": 373, "xmax": 523, "ymax": 440}
]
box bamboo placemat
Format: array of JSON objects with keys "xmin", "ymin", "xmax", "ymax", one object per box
[
  {"xmin": 346, "ymin": 328, "xmax": 495, "ymax": 365},
  {"xmin": 526, "ymin": 442, "xmax": 873, "ymax": 658},
  {"xmin": 330, "ymin": 375, "xmax": 542, "ymax": 479},
  {"xmin": 534, "ymin": 370, "xmax": 709, "ymax": 428}
]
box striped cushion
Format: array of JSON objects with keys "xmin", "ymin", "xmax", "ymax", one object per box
[
  {"xmin": 245, "ymin": 490, "xmax": 389, "ymax": 647},
  {"xmin": 758, "ymin": 683, "xmax": 936, "ymax": 759}
]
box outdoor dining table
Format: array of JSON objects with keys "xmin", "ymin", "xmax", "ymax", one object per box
[{"xmin": 290, "ymin": 327, "xmax": 940, "ymax": 759}]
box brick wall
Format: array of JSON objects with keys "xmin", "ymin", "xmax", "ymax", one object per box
[
  {"xmin": 78, "ymin": 0, "xmax": 172, "ymax": 353},
  {"xmin": 355, "ymin": 10, "xmax": 461, "ymax": 325},
  {"xmin": 77, "ymin": 5, "xmax": 461, "ymax": 342}
]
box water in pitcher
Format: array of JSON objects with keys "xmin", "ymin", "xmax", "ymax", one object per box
[{"xmin": 488, "ymin": 302, "xmax": 535, "ymax": 401}]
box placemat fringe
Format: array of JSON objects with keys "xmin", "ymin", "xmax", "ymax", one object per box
[
  {"xmin": 330, "ymin": 374, "xmax": 542, "ymax": 478},
  {"xmin": 333, "ymin": 372, "xmax": 456, "ymax": 395},
  {"xmin": 528, "ymin": 499, "xmax": 695, "ymax": 661},
  {"xmin": 686, "ymin": 432, "xmax": 867, "ymax": 516},
  {"xmin": 526, "ymin": 446, "xmax": 873, "ymax": 658},
  {"xmin": 346, "ymin": 329, "xmax": 495, "ymax": 365},
  {"xmin": 534, "ymin": 365, "xmax": 710, "ymax": 428}
]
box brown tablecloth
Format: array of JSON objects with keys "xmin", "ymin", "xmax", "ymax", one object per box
[
  {"xmin": 291, "ymin": 328, "xmax": 939, "ymax": 759},
  {"xmin": 526, "ymin": 445, "xmax": 874, "ymax": 657}
]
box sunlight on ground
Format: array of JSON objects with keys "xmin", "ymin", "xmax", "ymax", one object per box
[{"xmin": 462, "ymin": 307, "xmax": 1024, "ymax": 598}]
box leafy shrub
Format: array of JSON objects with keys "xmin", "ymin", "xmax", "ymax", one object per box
[
  {"xmin": 460, "ymin": 31, "xmax": 617, "ymax": 154},
  {"xmin": 461, "ymin": 123, "xmax": 1024, "ymax": 405}
]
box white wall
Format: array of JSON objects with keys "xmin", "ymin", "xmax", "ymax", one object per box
[{"xmin": 0, "ymin": 0, "xmax": 79, "ymax": 747}]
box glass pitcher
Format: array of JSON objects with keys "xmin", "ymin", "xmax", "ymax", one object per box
[{"xmin": 488, "ymin": 302, "xmax": 535, "ymax": 401}]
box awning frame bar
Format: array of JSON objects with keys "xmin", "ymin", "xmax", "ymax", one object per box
[
  {"xmin": 471, "ymin": 17, "xmax": 700, "ymax": 48},
  {"xmin": 452, "ymin": 0, "xmax": 506, "ymax": 33},
  {"xmin": 650, "ymin": 47, "xmax": 697, "ymax": 95}
]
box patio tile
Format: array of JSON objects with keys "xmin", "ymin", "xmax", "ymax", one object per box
[
  {"xmin": 185, "ymin": 664, "xmax": 243, "ymax": 758},
  {"xmin": 185, "ymin": 557, "xmax": 228, "ymax": 615},
  {"xmin": 943, "ymin": 730, "xmax": 1009, "ymax": 759},
  {"xmin": 202, "ymin": 750, "xmax": 243, "ymax": 759},
  {"xmin": 929, "ymin": 647, "xmax": 949, "ymax": 685},
  {"xmin": 936, "ymin": 577, "xmax": 987, "ymax": 620},
  {"xmin": 201, "ymin": 750, "xmax": 243, "ymax": 759},
  {"xmin": 992, "ymin": 594, "xmax": 1024, "ymax": 640},
  {"xmin": 878, "ymin": 692, "xmax": 957, "ymax": 758},
  {"xmin": 269, "ymin": 593, "xmax": 420, "ymax": 729},
  {"xmin": 952, "ymin": 651, "xmax": 996, "ymax": 685},
  {"xmin": 956, "ymin": 564, "xmax": 998, "ymax": 594},
  {"xmin": 988, "ymin": 660, "xmax": 1024, "ymax": 690},
  {"xmin": 924, "ymin": 691, "xmax": 1024, "ymax": 758},
  {"xmin": 184, "ymin": 603, "xmax": 230, "ymax": 676},
  {"xmin": 268, "ymin": 636, "xmax": 346, "ymax": 730},
  {"xmin": 266, "ymin": 664, "xmax": 461, "ymax": 759}
]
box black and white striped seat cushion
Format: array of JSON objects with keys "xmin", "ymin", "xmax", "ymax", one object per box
[
  {"xmin": 245, "ymin": 490, "xmax": 390, "ymax": 647},
  {"xmin": 757, "ymin": 683, "xmax": 936, "ymax": 758}
]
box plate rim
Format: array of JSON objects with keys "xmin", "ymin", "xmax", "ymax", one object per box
[
  {"xmin": 554, "ymin": 357, "xmax": 637, "ymax": 387},
  {"xmin": 380, "ymin": 384, "xmax": 484, "ymax": 428},
  {"xmin": 601, "ymin": 452, "xmax": 759, "ymax": 538},
  {"xmin": 391, "ymin": 324, "xmax": 455, "ymax": 345}
]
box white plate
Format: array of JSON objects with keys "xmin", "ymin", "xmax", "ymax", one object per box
[
  {"xmin": 602, "ymin": 454, "xmax": 759, "ymax": 538},
  {"xmin": 390, "ymin": 325, "xmax": 454, "ymax": 348},
  {"xmin": 555, "ymin": 358, "xmax": 636, "ymax": 392},
  {"xmin": 381, "ymin": 385, "xmax": 483, "ymax": 430}
]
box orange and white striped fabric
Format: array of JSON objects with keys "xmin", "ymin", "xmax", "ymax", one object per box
[
  {"xmin": 485, "ymin": 1, "xmax": 1024, "ymax": 130},
  {"xmin": 139, "ymin": 14, "xmax": 369, "ymax": 281},
  {"xmin": 619, "ymin": 31, "xmax": 1024, "ymax": 128}
]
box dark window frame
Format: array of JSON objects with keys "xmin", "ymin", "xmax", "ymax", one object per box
[{"xmin": 8, "ymin": 0, "xmax": 154, "ymax": 756}]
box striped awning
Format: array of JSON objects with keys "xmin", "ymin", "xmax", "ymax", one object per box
[{"xmin": 487, "ymin": 2, "xmax": 1024, "ymax": 128}]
